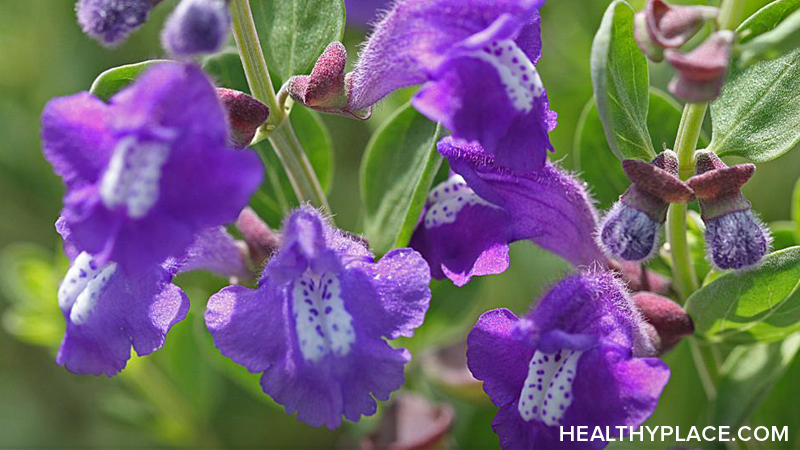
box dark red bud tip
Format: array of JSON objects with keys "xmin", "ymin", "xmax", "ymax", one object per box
[
  {"xmin": 633, "ymin": 292, "xmax": 694, "ymax": 352},
  {"xmin": 360, "ymin": 394, "xmax": 455, "ymax": 450},
  {"xmin": 236, "ymin": 207, "xmax": 280, "ymax": 266},
  {"xmin": 688, "ymin": 151, "xmax": 755, "ymax": 199},
  {"xmin": 287, "ymin": 41, "xmax": 348, "ymax": 108},
  {"xmin": 217, "ymin": 88, "xmax": 269, "ymax": 148},
  {"xmin": 665, "ymin": 31, "xmax": 734, "ymax": 81},
  {"xmin": 622, "ymin": 152, "xmax": 694, "ymax": 204},
  {"xmin": 645, "ymin": 0, "xmax": 719, "ymax": 49}
]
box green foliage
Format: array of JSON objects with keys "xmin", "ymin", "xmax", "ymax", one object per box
[
  {"xmin": 360, "ymin": 103, "xmax": 442, "ymax": 256},
  {"xmin": 250, "ymin": 0, "xmax": 346, "ymax": 85},
  {"xmin": 90, "ymin": 60, "xmax": 174, "ymax": 102},
  {"xmin": 771, "ymin": 221, "xmax": 799, "ymax": 250},
  {"xmin": 575, "ymin": 89, "xmax": 686, "ymax": 208},
  {"xmin": 686, "ymin": 246, "xmax": 800, "ymax": 344},
  {"xmin": 590, "ymin": 0, "xmax": 654, "ymax": 162},
  {"xmin": 737, "ymin": 0, "xmax": 800, "ymax": 66},
  {"xmin": 713, "ymin": 334, "xmax": 800, "ymax": 428},
  {"xmin": 253, "ymin": 106, "xmax": 335, "ymax": 227},
  {"xmin": 708, "ymin": 0, "xmax": 800, "ymax": 162},
  {"xmin": 794, "ymin": 177, "xmax": 800, "ymax": 240},
  {"xmin": 0, "ymin": 244, "xmax": 66, "ymax": 347},
  {"xmin": 203, "ymin": 49, "xmax": 251, "ymax": 93}
]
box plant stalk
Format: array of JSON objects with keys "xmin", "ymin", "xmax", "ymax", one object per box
[{"xmin": 228, "ymin": 0, "xmax": 330, "ymax": 211}]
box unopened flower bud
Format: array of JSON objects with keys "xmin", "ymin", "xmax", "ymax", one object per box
[
  {"xmin": 599, "ymin": 150, "xmax": 694, "ymax": 262},
  {"xmin": 216, "ymin": 88, "xmax": 269, "ymax": 148},
  {"xmin": 286, "ymin": 42, "xmax": 371, "ymax": 120},
  {"xmin": 666, "ymin": 31, "xmax": 734, "ymax": 102},
  {"xmin": 633, "ymin": 292, "xmax": 694, "ymax": 353},
  {"xmin": 76, "ymin": 0, "xmax": 161, "ymax": 47},
  {"xmin": 161, "ymin": 0, "xmax": 230, "ymax": 58},
  {"xmin": 634, "ymin": 0, "xmax": 718, "ymax": 62},
  {"xmin": 236, "ymin": 207, "xmax": 280, "ymax": 267},
  {"xmin": 688, "ymin": 151, "xmax": 770, "ymax": 270}
]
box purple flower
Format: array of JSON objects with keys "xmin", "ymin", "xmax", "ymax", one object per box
[
  {"xmin": 56, "ymin": 251, "xmax": 188, "ymax": 376},
  {"xmin": 344, "ymin": 0, "xmax": 391, "ymax": 28},
  {"xmin": 41, "ymin": 63, "xmax": 263, "ymax": 272},
  {"xmin": 347, "ymin": 0, "xmax": 556, "ymax": 173},
  {"xmin": 467, "ymin": 270, "xmax": 669, "ymax": 449},
  {"xmin": 409, "ymin": 137, "xmax": 606, "ymax": 286},
  {"xmin": 76, "ymin": 0, "xmax": 159, "ymax": 47},
  {"xmin": 55, "ymin": 222, "xmax": 247, "ymax": 376},
  {"xmin": 687, "ymin": 151, "xmax": 770, "ymax": 270},
  {"xmin": 205, "ymin": 207, "xmax": 431, "ymax": 428},
  {"xmin": 161, "ymin": 0, "xmax": 230, "ymax": 58}
]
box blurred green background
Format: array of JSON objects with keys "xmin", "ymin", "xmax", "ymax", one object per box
[{"xmin": 1, "ymin": 0, "xmax": 800, "ymax": 449}]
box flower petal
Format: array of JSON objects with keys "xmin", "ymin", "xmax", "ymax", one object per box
[
  {"xmin": 439, "ymin": 138, "xmax": 608, "ymax": 267},
  {"xmin": 205, "ymin": 283, "xmax": 287, "ymax": 373},
  {"xmin": 41, "ymin": 92, "xmax": 114, "ymax": 188},
  {"xmin": 56, "ymin": 265, "xmax": 188, "ymax": 376}
]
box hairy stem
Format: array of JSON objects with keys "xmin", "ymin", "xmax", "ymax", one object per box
[{"xmin": 228, "ymin": 0, "xmax": 330, "ymax": 211}]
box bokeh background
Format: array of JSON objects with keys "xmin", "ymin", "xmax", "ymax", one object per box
[{"xmin": 1, "ymin": 0, "xmax": 800, "ymax": 449}]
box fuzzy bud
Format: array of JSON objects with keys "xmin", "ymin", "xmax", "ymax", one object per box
[
  {"xmin": 599, "ymin": 150, "xmax": 694, "ymax": 262},
  {"xmin": 161, "ymin": 0, "xmax": 230, "ymax": 58},
  {"xmin": 75, "ymin": 0, "xmax": 159, "ymax": 47},
  {"xmin": 633, "ymin": 292, "xmax": 694, "ymax": 353},
  {"xmin": 286, "ymin": 42, "xmax": 371, "ymax": 120},
  {"xmin": 688, "ymin": 151, "xmax": 770, "ymax": 270},
  {"xmin": 216, "ymin": 88, "xmax": 269, "ymax": 148},
  {"xmin": 634, "ymin": 0, "xmax": 718, "ymax": 62},
  {"xmin": 666, "ymin": 31, "xmax": 734, "ymax": 102},
  {"xmin": 236, "ymin": 207, "xmax": 280, "ymax": 268}
]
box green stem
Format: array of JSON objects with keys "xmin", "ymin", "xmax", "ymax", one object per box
[
  {"xmin": 229, "ymin": 0, "xmax": 282, "ymax": 130},
  {"xmin": 267, "ymin": 119, "xmax": 331, "ymax": 211},
  {"xmin": 667, "ymin": 102, "xmax": 706, "ymax": 300},
  {"xmin": 228, "ymin": 0, "xmax": 330, "ymax": 211}
]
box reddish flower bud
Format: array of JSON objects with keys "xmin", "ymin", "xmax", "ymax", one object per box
[
  {"xmin": 286, "ymin": 42, "xmax": 371, "ymax": 120},
  {"xmin": 216, "ymin": 88, "xmax": 269, "ymax": 148},
  {"xmin": 666, "ymin": 31, "xmax": 734, "ymax": 102},
  {"xmin": 599, "ymin": 150, "xmax": 693, "ymax": 262},
  {"xmin": 235, "ymin": 207, "xmax": 280, "ymax": 267},
  {"xmin": 634, "ymin": 0, "xmax": 718, "ymax": 62},
  {"xmin": 360, "ymin": 394, "xmax": 454, "ymax": 450},
  {"xmin": 633, "ymin": 292, "xmax": 694, "ymax": 353},
  {"xmin": 688, "ymin": 151, "xmax": 770, "ymax": 269}
]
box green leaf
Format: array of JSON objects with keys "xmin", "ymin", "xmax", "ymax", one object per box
[
  {"xmin": 793, "ymin": 177, "xmax": 800, "ymax": 240},
  {"xmin": 360, "ymin": 103, "xmax": 442, "ymax": 256},
  {"xmin": 713, "ymin": 333, "xmax": 800, "ymax": 427},
  {"xmin": 90, "ymin": 60, "xmax": 174, "ymax": 102},
  {"xmin": 708, "ymin": 11, "xmax": 800, "ymax": 162},
  {"xmin": 251, "ymin": 106, "xmax": 335, "ymax": 227},
  {"xmin": 590, "ymin": 0, "xmax": 654, "ymax": 161},
  {"xmin": 738, "ymin": 0, "xmax": 800, "ymax": 44},
  {"xmin": 686, "ymin": 246, "xmax": 800, "ymax": 344},
  {"xmin": 737, "ymin": 0, "xmax": 800, "ymax": 65},
  {"xmin": 575, "ymin": 88, "xmax": 688, "ymax": 209},
  {"xmin": 770, "ymin": 221, "xmax": 799, "ymax": 250},
  {"xmin": 574, "ymin": 98, "xmax": 629, "ymax": 209},
  {"xmin": 202, "ymin": 49, "xmax": 250, "ymax": 93},
  {"xmin": 250, "ymin": 0, "xmax": 346, "ymax": 85}
]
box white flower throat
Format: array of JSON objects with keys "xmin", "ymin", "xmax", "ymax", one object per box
[
  {"xmin": 58, "ymin": 252, "xmax": 117, "ymax": 325},
  {"xmin": 292, "ymin": 270, "xmax": 355, "ymax": 362},
  {"xmin": 100, "ymin": 128, "xmax": 175, "ymax": 219},
  {"xmin": 424, "ymin": 175, "xmax": 496, "ymax": 229},
  {"xmin": 518, "ymin": 348, "xmax": 583, "ymax": 426},
  {"xmin": 469, "ymin": 39, "xmax": 544, "ymax": 113}
]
